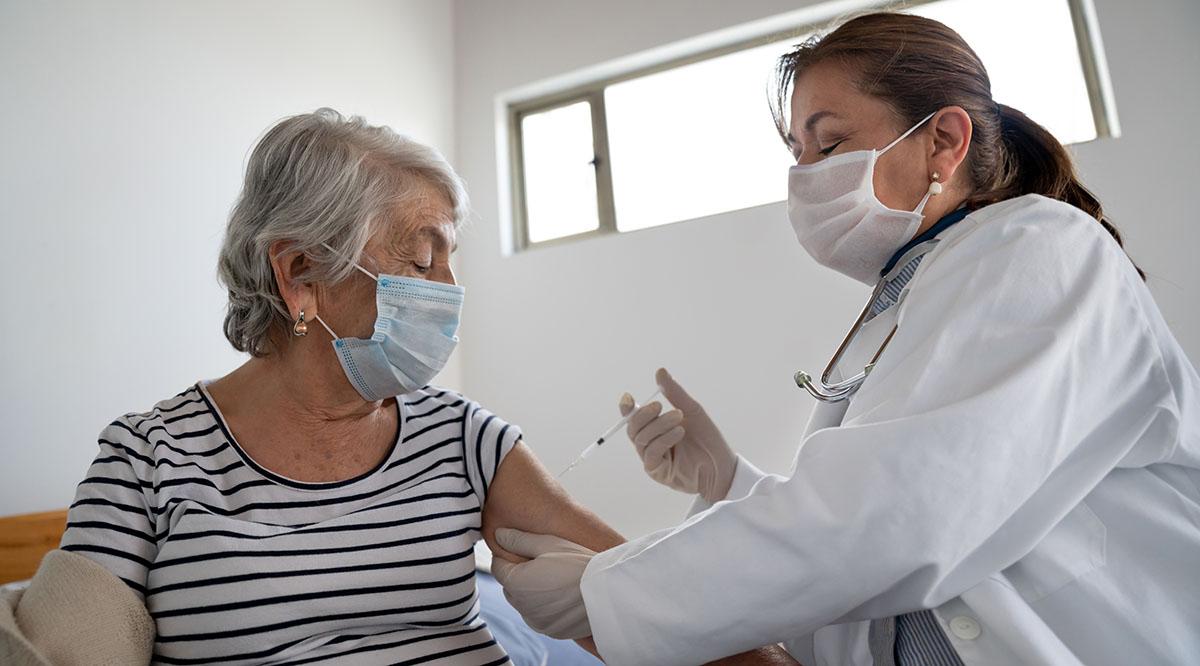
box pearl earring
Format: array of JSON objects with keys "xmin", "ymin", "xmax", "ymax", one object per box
[{"xmin": 928, "ymin": 172, "xmax": 943, "ymax": 196}]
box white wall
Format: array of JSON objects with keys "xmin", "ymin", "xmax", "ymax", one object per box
[
  {"xmin": 450, "ymin": 0, "xmax": 1200, "ymax": 539},
  {"xmin": 0, "ymin": 0, "xmax": 458, "ymax": 514},
  {"xmin": 4, "ymin": 0, "xmax": 1196, "ymax": 530}
]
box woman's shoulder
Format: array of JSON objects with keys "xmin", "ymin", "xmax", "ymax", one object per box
[
  {"xmin": 925, "ymin": 194, "xmax": 1138, "ymax": 291},
  {"xmin": 943, "ymin": 194, "xmax": 1105, "ymax": 249},
  {"xmin": 949, "ymin": 194, "xmax": 1122, "ymax": 257},
  {"xmin": 401, "ymin": 386, "xmax": 522, "ymax": 444},
  {"xmin": 98, "ymin": 384, "xmax": 222, "ymax": 460},
  {"xmin": 402, "ymin": 385, "xmax": 513, "ymax": 416},
  {"xmin": 400, "ymin": 385, "xmax": 474, "ymax": 419}
]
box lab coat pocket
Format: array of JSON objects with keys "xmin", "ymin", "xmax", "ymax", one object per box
[{"xmin": 1003, "ymin": 501, "xmax": 1107, "ymax": 603}]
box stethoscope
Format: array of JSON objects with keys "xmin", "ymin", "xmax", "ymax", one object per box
[{"xmin": 794, "ymin": 238, "xmax": 941, "ymax": 402}]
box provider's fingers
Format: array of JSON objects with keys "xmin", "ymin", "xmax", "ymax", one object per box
[
  {"xmin": 631, "ymin": 410, "xmax": 683, "ymax": 453},
  {"xmin": 490, "ymin": 557, "xmax": 519, "ymax": 585},
  {"xmin": 624, "ymin": 401, "xmax": 663, "ymax": 440},
  {"xmin": 656, "ymin": 368, "xmax": 701, "ymax": 412},
  {"xmin": 618, "ymin": 392, "xmax": 635, "ymax": 417},
  {"xmin": 495, "ymin": 528, "xmax": 582, "ymax": 559},
  {"xmin": 642, "ymin": 426, "xmax": 686, "ymax": 472}
]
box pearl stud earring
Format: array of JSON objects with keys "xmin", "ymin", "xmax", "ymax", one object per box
[{"xmin": 928, "ymin": 171, "xmax": 943, "ymax": 196}]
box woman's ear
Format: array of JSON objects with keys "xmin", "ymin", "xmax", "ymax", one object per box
[
  {"xmin": 929, "ymin": 106, "xmax": 973, "ymax": 185},
  {"xmin": 268, "ymin": 240, "xmax": 317, "ymax": 320}
]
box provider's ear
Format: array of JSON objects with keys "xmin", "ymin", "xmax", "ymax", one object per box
[{"xmin": 928, "ymin": 106, "xmax": 973, "ymax": 186}]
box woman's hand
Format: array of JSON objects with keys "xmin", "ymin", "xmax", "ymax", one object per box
[{"xmin": 621, "ymin": 368, "xmax": 738, "ymax": 503}]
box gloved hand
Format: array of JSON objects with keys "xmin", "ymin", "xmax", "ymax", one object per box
[
  {"xmin": 620, "ymin": 368, "xmax": 737, "ymax": 503},
  {"xmin": 489, "ymin": 528, "xmax": 596, "ymax": 640}
]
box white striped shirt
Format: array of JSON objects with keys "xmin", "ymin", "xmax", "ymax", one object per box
[{"xmin": 61, "ymin": 382, "xmax": 521, "ymax": 665}]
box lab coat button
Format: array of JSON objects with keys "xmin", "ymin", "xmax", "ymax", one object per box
[{"xmin": 949, "ymin": 616, "xmax": 981, "ymax": 641}]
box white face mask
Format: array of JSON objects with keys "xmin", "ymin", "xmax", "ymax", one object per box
[{"xmin": 788, "ymin": 112, "xmax": 937, "ymax": 285}]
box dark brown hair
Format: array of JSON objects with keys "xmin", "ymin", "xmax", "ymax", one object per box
[{"xmin": 771, "ymin": 12, "xmax": 1143, "ymax": 278}]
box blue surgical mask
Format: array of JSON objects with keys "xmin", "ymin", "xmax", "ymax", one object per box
[{"xmin": 314, "ymin": 261, "xmax": 464, "ymax": 401}]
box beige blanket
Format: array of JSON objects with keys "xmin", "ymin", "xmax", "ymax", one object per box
[{"xmin": 0, "ymin": 550, "xmax": 154, "ymax": 665}]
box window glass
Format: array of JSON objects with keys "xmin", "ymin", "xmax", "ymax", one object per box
[
  {"xmin": 520, "ymin": 101, "xmax": 601, "ymax": 243},
  {"xmin": 604, "ymin": 39, "xmax": 798, "ymax": 232},
  {"xmin": 912, "ymin": 0, "xmax": 1096, "ymax": 144}
]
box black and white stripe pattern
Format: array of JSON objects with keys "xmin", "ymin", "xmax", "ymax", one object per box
[
  {"xmin": 61, "ymin": 383, "xmax": 520, "ymax": 665},
  {"xmin": 894, "ymin": 610, "xmax": 966, "ymax": 666}
]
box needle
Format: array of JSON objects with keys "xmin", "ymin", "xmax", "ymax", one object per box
[{"xmin": 557, "ymin": 388, "xmax": 664, "ymax": 478}]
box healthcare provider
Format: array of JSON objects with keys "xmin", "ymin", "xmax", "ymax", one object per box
[{"xmin": 490, "ymin": 11, "xmax": 1200, "ymax": 666}]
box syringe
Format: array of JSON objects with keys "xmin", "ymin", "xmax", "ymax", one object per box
[{"xmin": 557, "ymin": 388, "xmax": 664, "ymax": 478}]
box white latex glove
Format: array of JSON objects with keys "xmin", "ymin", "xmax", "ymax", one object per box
[
  {"xmin": 489, "ymin": 528, "xmax": 595, "ymax": 640},
  {"xmin": 620, "ymin": 367, "xmax": 737, "ymax": 503}
]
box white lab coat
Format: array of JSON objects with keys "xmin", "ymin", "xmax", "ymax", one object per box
[{"xmin": 579, "ymin": 195, "xmax": 1200, "ymax": 666}]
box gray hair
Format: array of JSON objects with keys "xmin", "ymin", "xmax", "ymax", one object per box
[{"xmin": 218, "ymin": 108, "xmax": 468, "ymax": 356}]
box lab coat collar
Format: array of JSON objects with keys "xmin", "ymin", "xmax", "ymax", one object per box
[{"xmin": 881, "ymin": 206, "xmax": 972, "ymax": 276}]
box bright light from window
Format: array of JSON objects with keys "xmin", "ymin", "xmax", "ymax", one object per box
[
  {"xmin": 520, "ymin": 101, "xmax": 600, "ymax": 243},
  {"xmin": 511, "ymin": 0, "xmax": 1106, "ymax": 246},
  {"xmin": 605, "ymin": 40, "xmax": 798, "ymax": 232},
  {"xmin": 910, "ymin": 0, "xmax": 1096, "ymax": 145}
]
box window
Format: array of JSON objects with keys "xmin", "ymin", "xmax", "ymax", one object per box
[
  {"xmin": 604, "ymin": 39, "xmax": 798, "ymax": 233},
  {"xmin": 502, "ymin": 0, "xmax": 1117, "ymax": 251},
  {"xmin": 520, "ymin": 100, "xmax": 602, "ymax": 243}
]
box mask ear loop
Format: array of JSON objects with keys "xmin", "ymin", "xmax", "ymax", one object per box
[
  {"xmin": 913, "ymin": 171, "xmax": 942, "ymax": 215},
  {"xmin": 313, "ymin": 314, "xmax": 339, "ymax": 341},
  {"xmin": 879, "ymin": 111, "xmax": 938, "ymax": 155},
  {"xmin": 351, "ymin": 264, "xmax": 378, "ymax": 281},
  {"xmin": 312, "ymin": 241, "xmax": 384, "ymax": 341},
  {"xmin": 877, "ymin": 111, "xmax": 940, "ymax": 215},
  {"xmin": 319, "ymin": 241, "xmax": 381, "ymax": 281}
]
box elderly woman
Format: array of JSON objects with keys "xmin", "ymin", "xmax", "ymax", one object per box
[
  {"xmin": 0, "ymin": 109, "xmax": 801, "ymax": 666},
  {"xmin": 0, "ymin": 110, "xmax": 799, "ymax": 666},
  {"xmin": 36, "ymin": 109, "xmax": 625, "ymax": 665}
]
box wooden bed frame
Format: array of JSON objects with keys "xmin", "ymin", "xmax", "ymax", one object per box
[{"xmin": 0, "ymin": 510, "xmax": 69, "ymax": 585}]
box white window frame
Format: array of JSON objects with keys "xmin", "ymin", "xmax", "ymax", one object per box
[{"xmin": 497, "ymin": 0, "xmax": 1118, "ymax": 254}]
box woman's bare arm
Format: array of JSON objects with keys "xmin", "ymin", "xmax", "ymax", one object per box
[
  {"xmin": 482, "ymin": 441, "xmax": 623, "ymax": 560},
  {"xmin": 482, "ymin": 442, "xmax": 620, "ymax": 658},
  {"xmin": 482, "ymin": 442, "xmax": 801, "ymax": 665}
]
